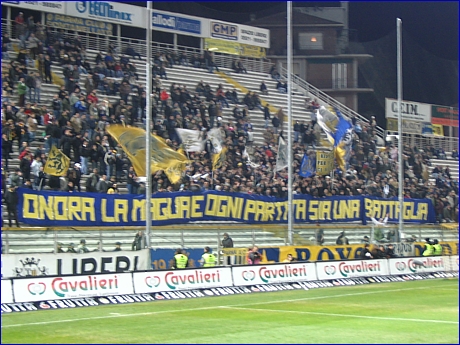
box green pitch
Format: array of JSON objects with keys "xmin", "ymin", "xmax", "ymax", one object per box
[{"xmin": 2, "ymin": 279, "xmax": 458, "ymax": 344}]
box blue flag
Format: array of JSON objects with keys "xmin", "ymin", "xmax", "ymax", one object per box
[{"xmin": 299, "ymin": 153, "xmax": 315, "ymax": 178}]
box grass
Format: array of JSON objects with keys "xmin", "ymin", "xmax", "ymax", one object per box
[{"xmin": 1, "ymin": 279, "xmax": 458, "ymax": 344}]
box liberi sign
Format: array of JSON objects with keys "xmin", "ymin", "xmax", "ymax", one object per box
[
  {"xmin": 316, "ymin": 260, "xmax": 389, "ymax": 280},
  {"xmin": 231, "ymin": 263, "xmax": 317, "ymax": 286},
  {"xmin": 12, "ymin": 273, "xmax": 133, "ymax": 302},
  {"xmin": 132, "ymin": 267, "xmax": 233, "ymax": 293}
]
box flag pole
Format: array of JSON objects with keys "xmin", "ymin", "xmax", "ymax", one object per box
[
  {"xmin": 397, "ymin": 18, "xmax": 403, "ymax": 242},
  {"xmin": 145, "ymin": 1, "xmax": 152, "ymax": 248},
  {"xmin": 287, "ymin": 1, "xmax": 294, "ymax": 245}
]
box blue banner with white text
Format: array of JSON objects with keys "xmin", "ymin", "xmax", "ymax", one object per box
[{"xmin": 16, "ymin": 188, "xmax": 436, "ymax": 226}]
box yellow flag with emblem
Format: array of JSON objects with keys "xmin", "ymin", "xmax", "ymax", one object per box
[
  {"xmin": 106, "ymin": 125, "xmax": 189, "ymax": 184},
  {"xmin": 212, "ymin": 146, "xmax": 228, "ymax": 171},
  {"xmin": 44, "ymin": 145, "xmax": 70, "ymax": 176}
]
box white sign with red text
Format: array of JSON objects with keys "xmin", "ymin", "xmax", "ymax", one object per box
[
  {"xmin": 1, "ymin": 279, "xmax": 14, "ymax": 304},
  {"xmin": 12, "ymin": 273, "xmax": 133, "ymax": 303},
  {"xmin": 388, "ymin": 257, "xmax": 447, "ymax": 275},
  {"xmin": 133, "ymin": 267, "xmax": 233, "ymax": 293},
  {"xmin": 231, "ymin": 263, "xmax": 317, "ymax": 286},
  {"xmin": 316, "ymin": 260, "xmax": 389, "ymax": 280}
]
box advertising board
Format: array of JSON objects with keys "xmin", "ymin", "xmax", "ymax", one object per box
[
  {"xmin": 388, "ymin": 257, "xmax": 447, "ymax": 275},
  {"xmin": 45, "ymin": 13, "xmax": 113, "ymax": 36},
  {"xmin": 1, "ymin": 250, "xmax": 150, "ymax": 279},
  {"xmin": 231, "ymin": 263, "xmax": 317, "ymax": 286},
  {"xmin": 152, "ymin": 10, "xmax": 202, "ymax": 36},
  {"xmin": 315, "ymin": 259, "xmax": 389, "ymax": 280},
  {"xmin": 12, "ymin": 273, "xmax": 134, "ymax": 303},
  {"xmin": 66, "ymin": 1, "xmax": 146, "ymax": 28},
  {"xmin": 133, "ymin": 267, "xmax": 233, "ymax": 293},
  {"xmin": 3, "ymin": 1, "xmax": 65, "ymax": 14},
  {"xmin": 385, "ymin": 98, "xmax": 431, "ymax": 123}
]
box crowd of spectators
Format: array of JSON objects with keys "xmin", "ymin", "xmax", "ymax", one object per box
[{"xmin": 1, "ymin": 16, "xmax": 458, "ymax": 226}]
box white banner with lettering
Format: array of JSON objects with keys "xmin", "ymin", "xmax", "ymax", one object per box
[
  {"xmin": 3, "ymin": 1, "xmax": 65, "ymax": 14},
  {"xmin": 231, "ymin": 263, "xmax": 318, "ymax": 286},
  {"xmin": 316, "ymin": 259, "xmax": 389, "ymax": 280},
  {"xmin": 133, "ymin": 267, "xmax": 233, "ymax": 293},
  {"xmin": 66, "ymin": 1, "xmax": 146, "ymax": 28},
  {"xmin": 387, "ymin": 257, "xmax": 448, "ymax": 275},
  {"xmin": 1, "ymin": 250, "xmax": 150, "ymax": 279},
  {"xmin": 385, "ymin": 98, "xmax": 432, "ymax": 123},
  {"xmin": 12, "ymin": 273, "xmax": 133, "ymax": 302}
]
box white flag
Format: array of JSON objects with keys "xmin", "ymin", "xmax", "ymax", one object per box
[
  {"xmin": 316, "ymin": 109, "xmax": 335, "ymax": 145},
  {"xmin": 176, "ymin": 128, "xmax": 205, "ymax": 152},
  {"xmin": 275, "ymin": 137, "xmax": 288, "ymax": 171},
  {"xmin": 207, "ymin": 127, "xmax": 224, "ymax": 153}
]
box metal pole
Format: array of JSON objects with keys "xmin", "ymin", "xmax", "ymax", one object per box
[
  {"xmin": 145, "ymin": 2, "xmax": 153, "ymax": 248},
  {"xmin": 287, "ymin": 1, "xmax": 294, "ymax": 245},
  {"xmin": 397, "ymin": 18, "xmax": 404, "ymax": 242}
]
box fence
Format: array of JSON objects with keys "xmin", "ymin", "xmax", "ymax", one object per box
[{"xmin": 1, "ymin": 223, "xmax": 457, "ymax": 255}]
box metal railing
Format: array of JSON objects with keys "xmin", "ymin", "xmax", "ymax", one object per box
[
  {"xmin": 1, "ymin": 224, "xmax": 457, "ymax": 255},
  {"xmin": 1, "ymin": 18, "xmax": 273, "ymax": 74},
  {"xmin": 386, "ymin": 131, "xmax": 459, "ymax": 154},
  {"xmin": 279, "ymin": 65, "xmax": 386, "ymax": 139}
]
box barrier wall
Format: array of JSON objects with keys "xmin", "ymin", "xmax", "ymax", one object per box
[{"xmin": 2, "ymin": 256, "xmax": 457, "ymax": 311}]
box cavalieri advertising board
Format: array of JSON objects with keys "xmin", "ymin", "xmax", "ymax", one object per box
[
  {"xmin": 12, "ymin": 273, "xmax": 133, "ymax": 303},
  {"xmin": 231, "ymin": 263, "xmax": 317, "ymax": 286},
  {"xmin": 132, "ymin": 267, "xmax": 233, "ymax": 293},
  {"xmin": 387, "ymin": 257, "xmax": 447, "ymax": 275},
  {"xmin": 316, "ymin": 260, "xmax": 389, "ymax": 280}
]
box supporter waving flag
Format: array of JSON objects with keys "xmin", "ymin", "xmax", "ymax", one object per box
[
  {"xmin": 212, "ymin": 146, "xmax": 228, "ymax": 171},
  {"xmin": 299, "ymin": 153, "xmax": 315, "ymax": 178},
  {"xmin": 44, "ymin": 145, "xmax": 70, "ymax": 176},
  {"xmin": 175, "ymin": 128, "xmax": 205, "ymax": 152},
  {"xmin": 275, "ymin": 136, "xmax": 288, "ymax": 171},
  {"xmin": 107, "ymin": 125, "xmax": 189, "ymax": 184}
]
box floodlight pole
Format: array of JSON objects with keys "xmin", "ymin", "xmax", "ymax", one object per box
[
  {"xmin": 397, "ymin": 18, "xmax": 403, "ymax": 242},
  {"xmin": 287, "ymin": 1, "xmax": 294, "ymax": 245},
  {"xmin": 145, "ymin": 1, "xmax": 153, "ymax": 248}
]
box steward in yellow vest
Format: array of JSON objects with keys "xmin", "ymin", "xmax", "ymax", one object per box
[
  {"xmin": 173, "ymin": 248, "xmax": 188, "ymax": 269},
  {"xmin": 432, "ymin": 239, "xmax": 443, "ymax": 256},
  {"xmin": 201, "ymin": 247, "xmax": 216, "ymax": 267},
  {"xmin": 422, "ymin": 238, "xmax": 434, "ymax": 256}
]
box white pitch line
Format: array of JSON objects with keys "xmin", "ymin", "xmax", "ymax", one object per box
[
  {"xmin": 1, "ymin": 283, "xmax": 456, "ymax": 329},
  {"xmin": 221, "ymin": 306, "xmax": 459, "ymax": 325}
]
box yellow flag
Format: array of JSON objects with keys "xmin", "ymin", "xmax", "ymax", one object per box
[
  {"xmin": 44, "ymin": 145, "xmax": 70, "ymax": 176},
  {"xmin": 212, "ymin": 147, "xmax": 228, "ymax": 171},
  {"xmin": 107, "ymin": 125, "xmax": 189, "ymax": 184}
]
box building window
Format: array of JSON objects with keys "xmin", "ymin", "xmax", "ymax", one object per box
[
  {"xmin": 299, "ymin": 33, "xmax": 323, "ymax": 50},
  {"xmin": 332, "ymin": 63, "xmax": 347, "ymax": 89}
]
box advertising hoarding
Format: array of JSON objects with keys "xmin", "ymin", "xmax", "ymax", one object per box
[
  {"xmin": 231, "ymin": 263, "xmax": 318, "ymax": 286},
  {"xmin": 133, "ymin": 267, "xmax": 233, "ymax": 293}
]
